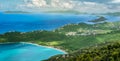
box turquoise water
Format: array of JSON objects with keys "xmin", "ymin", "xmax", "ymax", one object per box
[
  {"xmin": 0, "ymin": 42, "xmax": 66, "ymax": 61},
  {"xmin": 0, "ymin": 13, "xmax": 120, "ymax": 61},
  {"xmin": 0, "ymin": 13, "xmax": 120, "ymax": 34}
]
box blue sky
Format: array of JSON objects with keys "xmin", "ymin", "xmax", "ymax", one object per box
[{"xmin": 0, "ymin": 0, "xmax": 120, "ymax": 13}]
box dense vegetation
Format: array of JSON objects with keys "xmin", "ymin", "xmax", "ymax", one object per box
[
  {"xmin": 0, "ymin": 16, "xmax": 120, "ymax": 61},
  {"xmin": 0, "ymin": 17, "xmax": 120, "ymax": 53},
  {"xmin": 55, "ymin": 21, "xmax": 120, "ymax": 35},
  {"xmin": 0, "ymin": 31, "xmax": 66, "ymax": 42},
  {"xmin": 45, "ymin": 42, "xmax": 120, "ymax": 61}
]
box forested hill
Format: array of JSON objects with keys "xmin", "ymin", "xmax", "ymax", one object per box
[
  {"xmin": 55, "ymin": 21, "xmax": 120, "ymax": 36},
  {"xmin": 0, "ymin": 17, "xmax": 120, "ymax": 61},
  {"xmin": 45, "ymin": 42, "xmax": 120, "ymax": 61},
  {"xmin": 0, "ymin": 31, "xmax": 66, "ymax": 42},
  {"xmin": 0, "ymin": 17, "xmax": 120, "ymax": 53}
]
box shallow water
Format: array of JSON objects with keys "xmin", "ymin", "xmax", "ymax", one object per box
[{"xmin": 0, "ymin": 42, "xmax": 65, "ymax": 61}]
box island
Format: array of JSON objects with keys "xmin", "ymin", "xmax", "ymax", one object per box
[
  {"xmin": 0, "ymin": 17, "xmax": 120, "ymax": 61},
  {"xmin": 4, "ymin": 11, "xmax": 30, "ymax": 14}
]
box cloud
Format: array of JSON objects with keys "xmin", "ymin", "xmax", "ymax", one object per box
[
  {"xmin": 73, "ymin": 2, "xmax": 114, "ymax": 13},
  {"xmin": 50, "ymin": 0, "xmax": 74, "ymax": 8},
  {"xmin": 0, "ymin": 0, "xmax": 120, "ymax": 13},
  {"xmin": 20, "ymin": 0, "xmax": 74, "ymax": 9},
  {"xmin": 28, "ymin": 0, "xmax": 47, "ymax": 7},
  {"xmin": 74, "ymin": 0, "xmax": 113, "ymax": 4},
  {"xmin": 110, "ymin": 0, "xmax": 120, "ymax": 3}
]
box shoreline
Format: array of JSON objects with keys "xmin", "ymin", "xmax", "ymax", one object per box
[{"xmin": 0, "ymin": 42, "xmax": 67, "ymax": 54}]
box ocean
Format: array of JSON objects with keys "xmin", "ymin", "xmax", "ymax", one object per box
[{"xmin": 0, "ymin": 12, "xmax": 120, "ymax": 34}]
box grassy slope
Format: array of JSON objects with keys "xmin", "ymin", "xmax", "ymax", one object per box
[
  {"xmin": 55, "ymin": 22, "xmax": 120, "ymax": 34},
  {"xmin": 55, "ymin": 30, "xmax": 120, "ymax": 52}
]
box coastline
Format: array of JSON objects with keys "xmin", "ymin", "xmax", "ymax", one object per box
[
  {"xmin": 21, "ymin": 42, "xmax": 68, "ymax": 54},
  {"xmin": 0, "ymin": 42, "xmax": 67, "ymax": 54}
]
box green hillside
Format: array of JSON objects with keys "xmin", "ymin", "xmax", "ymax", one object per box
[
  {"xmin": 0, "ymin": 17, "xmax": 120, "ymax": 61},
  {"xmin": 55, "ymin": 20, "xmax": 120, "ymax": 36},
  {"xmin": 0, "ymin": 17, "xmax": 120, "ymax": 53},
  {"xmin": 45, "ymin": 42, "xmax": 120, "ymax": 61}
]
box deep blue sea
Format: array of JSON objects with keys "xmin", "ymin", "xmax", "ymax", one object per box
[
  {"xmin": 0, "ymin": 42, "xmax": 65, "ymax": 61},
  {"xmin": 0, "ymin": 12, "xmax": 120, "ymax": 34}
]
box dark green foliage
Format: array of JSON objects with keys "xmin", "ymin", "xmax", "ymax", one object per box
[
  {"xmin": 88, "ymin": 16, "xmax": 107, "ymax": 23},
  {"xmin": 45, "ymin": 42, "xmax": 120, "ymax": 61},
  {"xmin": 0, "ymin": 31, "xmax": 66, "ymax": 42},
  {"xmin": 0, "ymin": 17, "xmax": 120, "ymax": 61},
  {"xmin": 0, "ymin": 21, "xmax": 120, "ymax": 53}
]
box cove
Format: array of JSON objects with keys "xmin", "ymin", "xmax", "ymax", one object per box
[{"xmin": 0, "ymin": 42, "xmax": 66, "ymax": 61}]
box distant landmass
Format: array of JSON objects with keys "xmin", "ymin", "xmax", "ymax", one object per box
[
  {"xmin": 104, "ymin": 12, "xmax": 120, "ymax": 16},
  {"xmin": 88, "ymin": 16, "xmax": 107, "ymax": 23},
  {"xmin": 44, "ymin": 10, "xmax": 86, "ymax": 14},
  {"xmin": 4, "ymin": 11, "xmax": 30, "ymax": 14}
]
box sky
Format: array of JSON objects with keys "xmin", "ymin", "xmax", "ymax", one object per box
[{"xmin": 0, "ymin": 0, "xmax": 120, "ymax": 13}]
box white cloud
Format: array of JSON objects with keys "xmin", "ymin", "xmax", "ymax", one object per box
[
  {"xmin": 50, "ymin": 0, "xmax": 74, "ymax": 8},
  {"xmin": 20, "ymin": 0, "xmax": 74, "ymax": 9},
  {"xmin": 0, "ymin": 0, "xmax": 120, "ymax": 13},
  {"xmin": 83, "ymin": 2, "xmax": 96, "ymax": 5},
  {"xmin": 31, "ymin": 0, "xmax": 47, "ymax": 7},
  {"xmin": 73, "ymin": 2, "xmax": 112, "ymax": 13},
  {"xmin": 22, "ymin": 0, "xmax": 47, "ymax": 8},
  {"xmin": 111, "ymin": 0, "xmax": 120, "ymax": 3}
]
